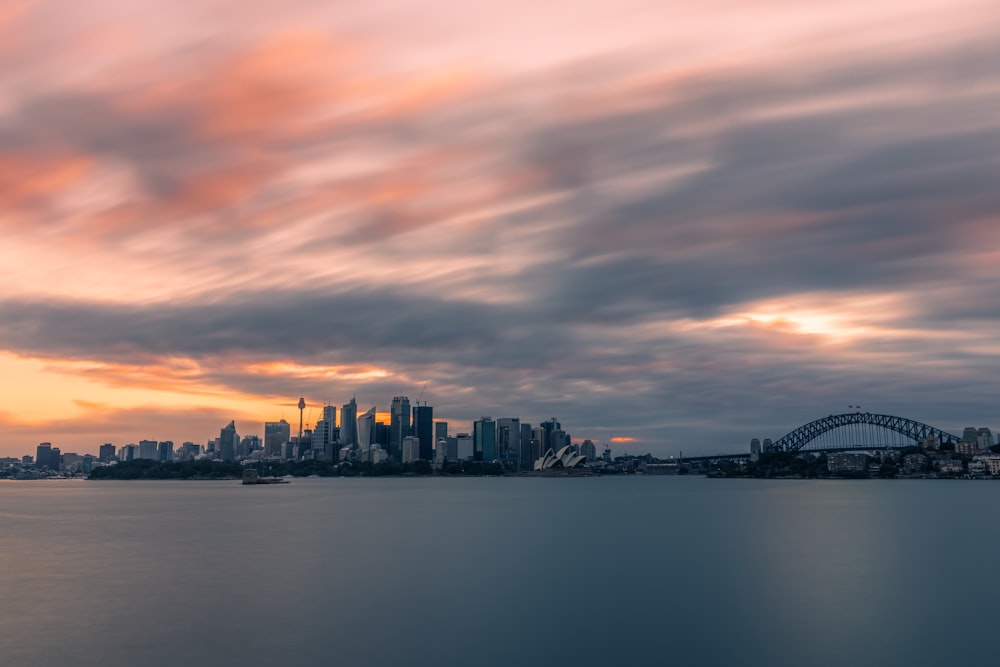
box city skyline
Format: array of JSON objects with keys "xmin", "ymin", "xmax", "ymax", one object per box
[{"xmin": 2, "ymin": 0, "xmax": 1000, "ymax": 456}]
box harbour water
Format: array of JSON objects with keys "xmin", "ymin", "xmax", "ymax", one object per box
[{"xmin": 1, "ymin": 476, "xmax": 997, "ymax": 666}]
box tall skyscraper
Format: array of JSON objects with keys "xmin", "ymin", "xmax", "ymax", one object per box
[
  {"xmin": 520, "ymin": 423, "xmax": 534, "ymax": 466},
  {"xmin": 312, "ymin": 404, "xmax": 337, "ymax": 456},
  {"xmin": 390, "ymin": 396, "xmax": 411, "ymax": 460},
  {"xmin": 356, "ymin": 406, "xmax": 375, "ymax": 455},
  {"xmin": 412, "ymin": 405, "xmax": 433, "ymax": 460},
  {"xmin": 98, "ymin": 443, "xmax": 116, "ymax": 463},
  {"xmin": 219, "ymin": 421, "xmax": 238, "ymax": 461},
  {"xmin": 497, "ymin": 417, "xmax": 521, "ymax": 465},
  {"xmin": 36, "ymin": 442, "xmax": 52, "ymax": 469},
  {"xmin": 264, "ymin": 419, "xmax": 290, "ymax": 457},
  {"xmin": 474, "ymin": 417, "xmax": 497, "ymax": 462},
  {"xmin": 341, "ymin": 397, "xmax": 358, "ymax": 449}
]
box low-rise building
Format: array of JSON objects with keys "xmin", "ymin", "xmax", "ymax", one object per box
[{"xmin": 827, "ymin": 452, "xmax": 868, "ymax": 474}]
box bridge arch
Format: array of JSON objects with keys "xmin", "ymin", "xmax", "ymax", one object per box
[{"xmin": 771, "ymin": 412, "xmax": 960, "ymax": 452}]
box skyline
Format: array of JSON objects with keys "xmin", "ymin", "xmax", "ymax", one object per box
[{"xmin": 2, "ymin": 0, "xmax": 1000, "ymax": 456}]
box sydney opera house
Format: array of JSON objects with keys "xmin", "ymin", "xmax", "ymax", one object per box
[{"xmin": 533, "ymin": 446, "xmax": 588, "ymax": 471}]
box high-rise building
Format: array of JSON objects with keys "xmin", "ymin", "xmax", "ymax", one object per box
[
  {"xmin": 138, "ymin": 440, "xmax": 159, "ymax": 460},
  {"xmin": 435, "ymin": 421, "xmax": 448, "ymax": 443},
  {"xmin": 497, "ymin": 418, "xmax": 521, "ymax": 465},
  {"xmin": 474, "ymin": 417, "xmax": 497, "ymax": 462},
  {"xmin": 312, "ymin": 405, "xmax": 337, "ymax": 456},
  {"xmin": 412, "ymin": 405, "xmax": 434, "ymax": 461},
  {"xmin": 402, "ymin": 436, "xmax": 421, "ymax": 463},
  {"xmin": 390, "ymin": 396, "xmax": 411, "ymax": 460},
  {"xmin": 264, "ymin": 419, "xmax": 290, "ymax": 457},
  {"xmin": 520, "ymin": 423, "xmax": 534, "ymax": 466},
  {"xmin": 579, "ymin": 439, "xmax": 597, "ymax": 461},
  {"xmin": 157, "ymin": 441, "xmax": 174, "ymax": 462},
  {"xmin": 36, "ymin": 442, "xmax": 53, "ymax": 469},
  {"xmin": 98, "ymin": 443, "xmax": 116, "ymax": 463},
  {"xmin": 219, "ymin": 421, "xmax": 238, "ymax": 461},
  {"xmin": 357, "ymin": 406, "xmax": 375, "ymax": 455},
  {"xmin": 341, "ymin": 398, "xmax": 358, "ymax": 449}
]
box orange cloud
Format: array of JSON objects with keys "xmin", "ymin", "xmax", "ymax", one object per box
[
  {"xmin": 0, "ymin": 151, "xmax": 93, "ymax": 208},
  {"xmin": 610, "ymin": 436, "xmax": 635, "ymax": 443}
]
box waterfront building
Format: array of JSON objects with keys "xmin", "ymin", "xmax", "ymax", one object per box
[
  {"xmin": 474, "ymin": 417, "xmax": 497, "ymax": 462},
  {"xmin": 579, "ymin": 439, "xmax": 597, "ymax": 461},
  {"xmin": 98, "ymin": 443, "xmax": 116, "ymax": 462},
  {"xmin": 827, "ymin": 453, "xmax": 868, "ymax": 474},
  {"xmin": 119, "ymin": 444, "xmax": 138, "ymax": 462},
  {"xmin": 402, "ymin": 436, "xmax": 420, "ymax": 463},
  {"xmin": 390, "ymin": 396, "xmax": 411, "ymax": 460},
  {"xmin": 412, "ymin": 405, "xmax": 434, "ymax": 461}
]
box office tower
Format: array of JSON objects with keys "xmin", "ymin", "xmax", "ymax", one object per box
[
  {"xmin": 313, "ymin": 405, "xmax": 336, "ymax": 456},
  {"xmin": 219, "ymin": 421, "xmax": 238, "ymax": 461},
  {"xmin": 157, "ymin": 441, "xmax": 174, "ymax": 462},
  {"xmin": 579, "ymin": 439, "xmax": 597, "ymax": 461},
  {"xmin": 239, "ymin": 435, "xmax": 261, "ymax": 458},
  {"xmin": 120, "ymin": 444, "xmax": 138, "ymax": 461},
  {"xmin": 138, "ymin": 440, "xmax": 159, "ymax": 460},
  {"xmin": 375, "ymin": 422, "xmax": 389, "ymax": 447},
  {"xmin": 473, "ymin": 417, "xmax": 497, "ymax": 462},
  {"xmin": 497, "ymin": 417, "xmax": 521, "ymax": 466},
  {"xmin": 98, "ymin": 443, "xmax": 116, "ymax": 463},
  {"xmin": 357, "ymin": 406, "xmax": 375, "ymax": 456},
  {"xmin": 341, "ymin": 397, "xmax": 358, "ymax": 449},
  {"xmin": 36, "ymin": 442, "xmax": 52, "ymax": 469},
  {"xmin": 49, "ymin": 447, "xmax": 61, "ymax": 470},
  {"xmin": 435, "ymin": 421, "xmax": 448, "ymax": 443},
  {"xmin": 435, "ymin": 438, "xmax": 447, "ymax": 464},
  {"xmin": 962, "ymin": 427, "xmax": 978, "ymax": 445},
  {"xmin": 520, "ymin": 423, "xmax": 533, "ymax": 466},
  {"xmin": 402, "ymin": 436, "xmax": 420, "ymax": 463},
  {"xmin": 390, "ymin": 396, "xmax": 411, "ymax": 460},
  {"xmin": 264, "ymin": 419, "xmax": 290, "ymax": 457},
  {"xmin": 540, "ymin": 418, "xmax": 560, "ymax": 453},
  {"xmin": 412, "ymin": 405, "xmax": 434, "ymax": 460},
  {"xmin": 456, "ymin": 434, "xmax": 473, "ymax": 461}
]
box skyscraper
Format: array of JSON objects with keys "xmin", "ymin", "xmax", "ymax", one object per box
[
  {"xmin": 390, "ymin": 396, "xmax": 411, "ymax": 460},
  {"xmin": 36, "ymin": 442, "xmax": 52, "ymax": 469},
  {"xmin": 219, "ymin": 421, "xmax": 238, "ymax": 462},
  {"xmin": 341, "ymin": 397, "xmax": 358, "ymax": 449},
  {"xmin": 497, "ymin": 417, "xmax": 521, "ymax": 466},
  {"xmin": 412, "ymin": 405, "xmax": 433, "ymax": 460},
  {"xmin": 264, "ymin": 419, "xmax": 290, "ymax": 457},
  {"xmin": 356, "ymin": 406, "xmax": 375, "ymax": 456},
  {"xmin": 474, "ymin": 417, "xmax": 497, "ymax": 462}
]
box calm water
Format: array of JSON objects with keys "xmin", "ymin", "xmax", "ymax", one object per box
[{"xmin": 1, "ymin": 476, "xmax": 998, "ymax": 666}]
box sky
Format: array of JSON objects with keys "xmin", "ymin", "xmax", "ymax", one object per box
[{"xmin": 1, "ymin": 0, "xmax": 999, "ymax": 457}]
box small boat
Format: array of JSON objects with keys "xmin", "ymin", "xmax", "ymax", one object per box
[{"xmin": 242, "ymin": 469, "xmax": 290, "ymax": 485}]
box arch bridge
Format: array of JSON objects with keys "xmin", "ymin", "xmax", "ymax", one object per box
[{"xmin": 770, "ymin": 412, "xmax": 960, "ymax": 453}]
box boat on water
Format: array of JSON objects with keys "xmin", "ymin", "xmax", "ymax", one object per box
[{"xmin": 242, "ymin": 469, "xmax": 290, "ymax": 485}]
